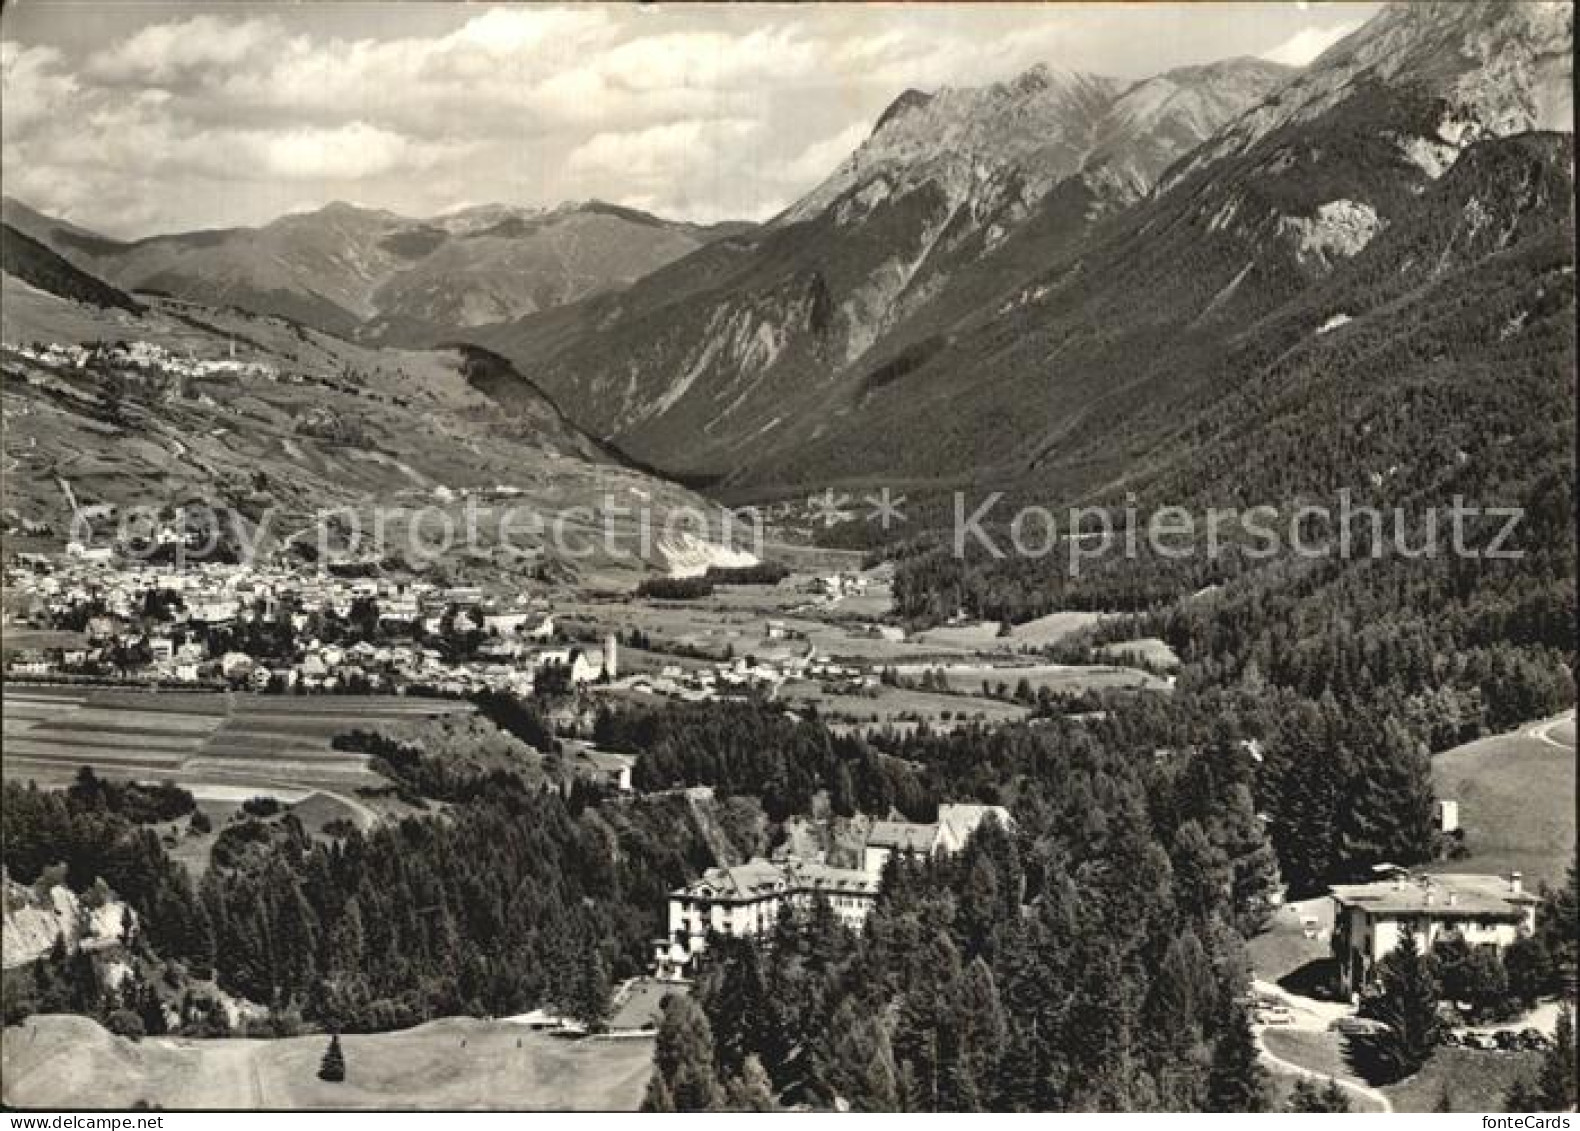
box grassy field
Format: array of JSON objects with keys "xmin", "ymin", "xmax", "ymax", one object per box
[
  {"xmin": 0, "ymin": 628, "xmax": 90, "ymax": 653},
  {"xmin": 1095, "ymin": 637, "xmax": 1181, "ymax": 670},
  {"xmin": 1247, "ymin": 898, "xmax": 1334, "ymax": 986},
  {"xmin": 1429, "ymin": 712, "xmax": 1576, "ymax": 890},
  {"xmin": 1382, "ymin": 1048, "xmax": 1541, "ymax": 1113},
  {"xmin": 779, "ymin": 680, "xmax": 1028, "ymax": 731},
  {"xmin": 2, "ymin": 1014, "xmax": 654, "ymax": 1110},
  {"xmin": 890, "ymin": 662, "xmax": 1172, "ymax": 696},
  {"xmin": 1261, "ymin": 1028, "xmax": 1354, "ymax": 1082},
  {"xmin": 911, "ymin": 621, "xmax": 1005, "ymax": 649},
  {"xmin": 1009, "ymin": 611, "xmax": 1112, "ymax": 647},
  {"xmin": 1259, "ymin": 1029, "xmax": 1392, "ymax": 1112},
  {"xmin": 1, "ymin": 687, "xmax": 474, "ymax": 816}
]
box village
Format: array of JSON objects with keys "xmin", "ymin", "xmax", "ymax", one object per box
[
  {"xmin": 8, "ymin": 339, "xmax": 281, "ymax": 384},
  {"xmin": 0, "ymin": 513, "xmax": 946, "ymax": 714}
]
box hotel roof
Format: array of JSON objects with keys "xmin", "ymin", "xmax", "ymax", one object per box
[
  {"xmin": 674, "ymin": 857, "xmax": 879, "ymax": 901},
  {"xmin": 1330, "ymin": 873, "xmax": 1539, "ymax": 918},
  {"xmin": 867, "ymin": 820, "xmax": 938, "ymax": 852}
]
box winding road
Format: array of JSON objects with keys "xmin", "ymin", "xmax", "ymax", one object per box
[
  {"xmin": 1251, "ymin": 978, "xmax": 1394, "ymax": 1113},
  {"xmin": 1524, "ymin": 710, "xmax": 1576, "ymax": 752},
  {"xmin": 1254, "ymin": 1030, "xmax": 1394, "ymax": 1113}
]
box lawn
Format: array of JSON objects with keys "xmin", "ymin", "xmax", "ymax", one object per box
[
  {"xmin": 607, "ymin": 978, "xmax": 686, "ymax": 1032},
  {"xmin": 2, "ymin": 1014, "xmax": 654, "ymax": 1110},
  {"xmin": 1382, "ymin": 1048, "xmax": 1541, "ymax": 1112},
  {"xmin": 1429, "ymin": 713, "xmax": 1576, "ymax": 890},
  {"xmin": 1247, "ymin": 898, "xmax": 1333, "ymax": 986},
  {"xmin": 1262, "ymin": 1028, "xmax": 1353, "ymax": 1081}
]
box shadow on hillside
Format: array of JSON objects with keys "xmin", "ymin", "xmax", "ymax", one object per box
[{"xmin": 1279, "ymin": 957, "xmax": 1342, "ymax": 1001}]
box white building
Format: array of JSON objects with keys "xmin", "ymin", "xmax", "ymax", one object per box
[
  {"xmin": 862, "ymin": 803, "xmax": 1013, "ymax": 876},
  {"xmin": 654, "ymin": 802, "xmax": 1014, "ymax": 980},
  {"xmin": 1330, "ymin": 871, "xmax": 1539, "ymax": 996},
  {"xmin": 654, "ymin": 857, "xmax": 880, "ymax": 980}
]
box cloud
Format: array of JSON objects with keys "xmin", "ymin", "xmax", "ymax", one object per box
[
  {"xmin": 1, "ymin": 3, "xmax": 1386, "ymax": 235},
  {"xmin": 784, "ymin": 122, "xmax": 869, "ymax": 184},
  {"xmin": 566, "ymin": 118, "xmax": 762, "ymax": 179},
  {"xmin": 1261, "ymin": 22, "xmax": 1362, "ymax": 67},
  {"xmin": 85, "ymin": 15, "xmax": 283, "ymax": 88},
  {"xmin": 1, "ymin": 43, "xmax": 80, "ymax": 141}
]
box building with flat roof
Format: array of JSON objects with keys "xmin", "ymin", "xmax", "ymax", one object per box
[{"xmin": 1330, "ymin": 871, "xmax": 1539, "ymax": 997}]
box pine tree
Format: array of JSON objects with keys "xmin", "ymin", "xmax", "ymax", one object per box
[
  {"xmin": 571, "ymin": 946, "xmax": 611, "ymax": 1032},
  {"xmin": 1216, "ymin": 783, "xmax": 1282, "ymax": 935},
  {"xmin": 646, "ymin": 995, "xmax": 724, "ymax": 1112},
  {"xmin": 724, "ymin": 1055, "xmax": 776, "ymax": 1112},
  {"xmin": 1341, "ymin": 721, "xmax": 1436, "ymax": 871},
  {"xmin": 1534, "ymin": 1006, "xmax": 1577, "ymax": 1112},
  {"xmin": 1539, "ymin": 854, "xmax": 1578, "ymax": 991},
  {"xmin": 826, "ymin": 998, "xmax": 900, "ymax": 1111},
  {"xmin": 1361, "ymin": 927, "xmax": 1440, "ymax": 1081},
  {"xmin": 1206, "ymin": 998, "xmax": 1266, "ymax": 1112},
  {"xmin": 643, "ymin": 1073, "xmax": 676, "ymax": 1113},
  {"xmin": 709, "ymin": 939, "xmax": 777, "ymax": 1078},
  {"xmin": 1171, "ymin": 820, "xmax": 1232, "ymax": 925},
  {"xmin": 1288, "ymin": 1077, "xmax": 1351, "ymax": 1112},
  {"xmin": 856, "ymin": 1027, "xmax": 901, "ymax": 1112},
  {"xmin": 318, "ymin": 1034, "xmax": 346, "ymax": 1083},
  {"xmin": 943, "ymin": 957, "xmax": 1006, "ymax": 1111}
]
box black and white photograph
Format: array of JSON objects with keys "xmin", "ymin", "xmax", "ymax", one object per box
[{"xmin": 0, "ymin": 0, "xmax": 1575, "ymax": 1117}]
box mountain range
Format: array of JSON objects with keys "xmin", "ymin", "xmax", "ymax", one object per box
[
  {"xmin": 453, "ymin": 0, "xmax": 1572, "ymax": 506},
  {"xmin": 4, "ymin": 0, "xmax": 1573, "ymax": 524},
  {"xmin": 0, "ymin": 196, "xmax": 750, "ymax": 341},
  {"xmin": 0, "ymin": 213, "xmax": 743, "ymax": 583}
]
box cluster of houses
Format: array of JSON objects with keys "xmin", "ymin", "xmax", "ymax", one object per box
[
  {"xmin": 1, "ymin": 557, "xmax": 624, "ymax": 695},
  {"xmin": 5, "ymin": 339, "xmax": 279, "ymax": 382},
  {"xmin": 803, "ymin": 572, "xmax": 871, "ymax": 599},
  {"xmin": 4, "ymin": 550, "xmax": 898, "ymax": 707},
  {"xmin": 619, "ymin": 649, "xmax": 881, "ymax": 703},
  {"xmin": 652, "ymin": 803, "xmax": 1011, "ymax": 979}
]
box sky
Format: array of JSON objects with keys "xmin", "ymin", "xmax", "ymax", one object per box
[{"xmin": 1, "ymin": 1, "xmax": 1379, "ymax": 238}]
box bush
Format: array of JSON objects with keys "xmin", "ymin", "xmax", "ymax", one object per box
[
  {"xmin": 241, "ymin": 796, "xmax": 284, "ymax": 818},
  {"xmin": 106, "ymin": 1009, "xmax": 146, "ymax": 1041},
  {"xmin": 635, "ymin": 577, "xmax": 714, "ymax": 600}
]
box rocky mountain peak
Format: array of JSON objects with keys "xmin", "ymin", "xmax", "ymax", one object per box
[
  {"xmin": 784, "ymin": 54, "xmax": 1298, "ymax": 227},
  {"xmin": 1172, "ymin": 0, "xmax": 1573, "ymax": 187}
]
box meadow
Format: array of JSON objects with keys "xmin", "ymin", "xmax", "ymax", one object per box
[
  {"xmin": 1, "ymin": 686, "xmax": 472, "ymax": 814},
  {"xmin": 2, "ymin": 1014, "xmax": 653, "ymax": 1110},
  {"xmin": 1428, "ymin": 711, "xmax": 1577, "ymax": 890}
]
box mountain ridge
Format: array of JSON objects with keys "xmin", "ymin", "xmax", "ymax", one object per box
[
  {"xmin": 2, "ymin": 196, "xmax": 755, "ymax": 339},
  {"xmin": 462, "ymin": 54, "xmax": 1301, "ymax": 486},
  {"xmin": 460, "ymin": 2, "xmax": 1572, "ymax": 506}
]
